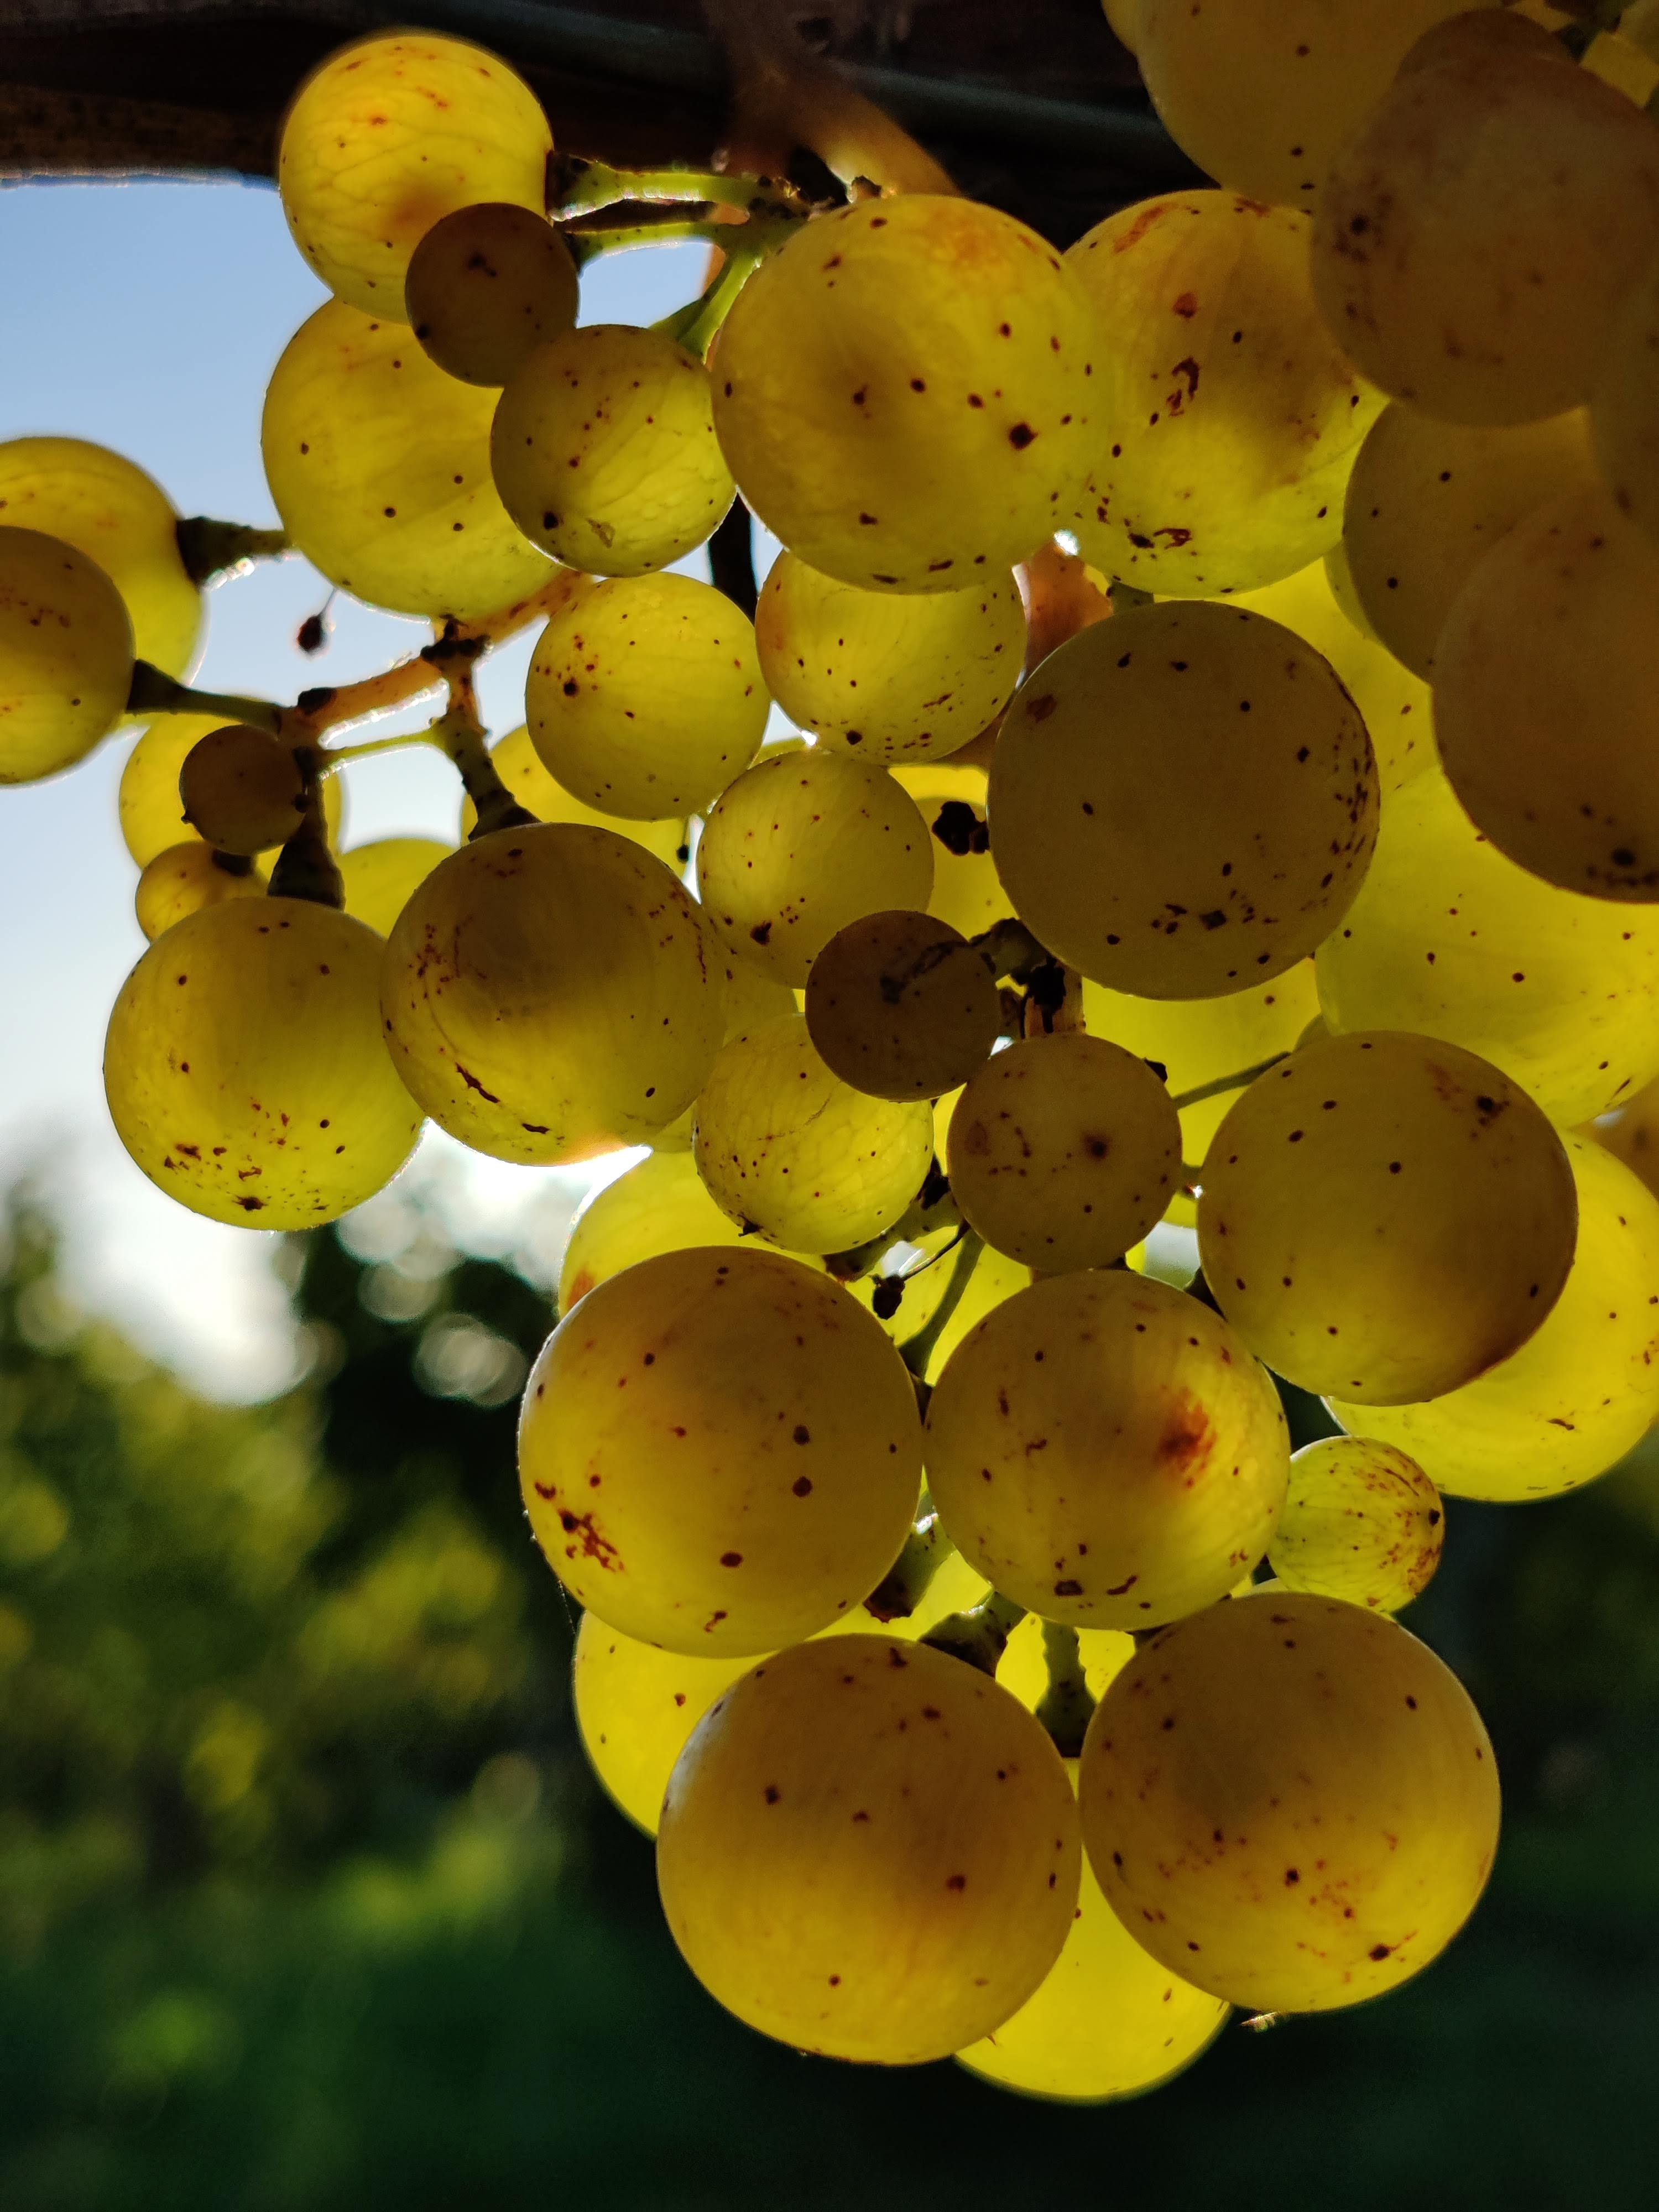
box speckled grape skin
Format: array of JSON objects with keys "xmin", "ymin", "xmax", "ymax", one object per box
[
  {"xmin": 1079, "ymin": 1593, "xmax": 1501, "ymax": 2014},
  {"xmin": 518, "ymin": 1247, "xmax": 922, "ymax": 1656},
  {"xmin": 712, "ymin": 196, "xmax": 1097, "ymax": 593},
  {"xmin": 926, "ymin": 1271, "xmax": 1290, "ymax": 1630},
  {"xmin": 657, "ymin": 1636, "xmax": 1080, "ymax": 2062},
  {"xmin": 404, "ymin": 202, "xmax": 578, "ymax": 387},
  {"xmin": 134, "ymin": 843, "xmax": 266, "ymax": 942},
  {"xmin": 491, "ymin": 324, "xmax": 734, "ymax": 576},
  {"xmin": 105, "ymin": 896, "xmax": 422, "ymax": 1229},
  {"xmin": 1267, "ymin": 1437, "xmax": 1443, "ymax": 1611},
  {"xmin": 1197, "ymin": 1030, "xmax": 1578, "ymax": 1405},
  {"xmin": 0, "ymin": 526, "xmax": 133, "ymax": 785},
  {"xmin": 381, "ymin": 823, "xmax": 726, "ymax": 1166},
  {"xmin": 990, "ymin": 602, "xmax": 1375, "ymax": 1000},
  {"xmin": 805, "ymin": 910, "xmax": 1001, "ymax": 1103},
  {"xmin": 121, "ymin": 714, "xmax": 346, "ymax": 867}
]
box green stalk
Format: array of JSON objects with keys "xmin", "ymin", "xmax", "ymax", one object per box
[{"xmin": 126, "ymin": 661, "xmax": 282, "ymax": 737}]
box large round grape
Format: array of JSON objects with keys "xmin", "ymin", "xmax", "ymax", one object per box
[
  {"xmin": 988, "ymin": 603, "xmax": 1375, "ymax": 998},
  {"xmin": 518, "ymin": 1247, "xmax": 922, "ymax": 1656},
  {"xmin": 134, "ymin": 844, "xmax": 265, "ymax": 942},
  {"xmin": 926, "ymin": 1271, "xmax": 1289, "ymax": 1630},
  {"xmin": 105, "ymin": 896, "xmax": 422, "ymax": 1228},
  {"xmin": 657, "ymin": 1635, "xmax": 1080, "ymax": 2062},
  {"xmin": 121, "ymin": 712, "xmax": 345, "ymax": 867},
  {"xmin": 381, "ymin": 824, "xmax": 724, "ymax": 1165},
  {"xmin": 461, "ymin": 725, "xmax": 686, "ymax": 872},
  {"xmin": 1267, "ymin": 1437, "xmax": 1443, "ymax": 1613},
  {"xmin": 337, "ymin": 837, "xmax": 452, "ymax": 937},
  {"xmin": 1080, "ymin": 1593, "xmax": 1500, "ymax": 2013},
  {"xmin": 404, "ymin": 202, "xmax": 577, "ymax": 387},
  {"xmin": 1196, "ymin": 1030, "xmax": 1578, "ymax": 1405},
  {"xmin": 805, "ymin": 911, "xmax": 1001, "ymax": 1104},
  {"xmin": 263, "ymin": 298, "xmax": 553, "ymax": 620},
  {"xmin": 278, "ymin": 32, "xmax": 552, "ymax": 319},
  {"xmin": 1594, "ymin": 251, "xmax": 1659, "ymax": 551},
  {"xmin": 1066, "ymin": 192, "xmax": 1382, "ymax": 598},
  {"xmin": 0, "ymin": 526, "xmax": 133, "ymax": 785},
  {"xmin": 712, "ymin": 196, "xmax": 1096, "ymax": 593}
]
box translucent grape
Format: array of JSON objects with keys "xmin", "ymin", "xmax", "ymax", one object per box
[
  {"xmin": 178, "ymin": 724, "xmax": 306, "ymax": 855},
  {"xmin": 754, "ymin": 550, "xmax": 1025, "ymax": 762},
  {"xmin": 404, "ymin": 202, "xmax": 578, "ymax": 387},
  {"xmin": 122, "ymin": 713, "xmax": 346, "ymax": 866},
  {"xmin": 134, "ymin": 844, "xmax": 265, "ymax": 942},
  {"xmin": 926, "ymin": 1271, "xmax": 1289, "ymax": 1629},
  {"xmin": 382, "ymin": 824, "xmax": 724, "ymax": 1165},
  {"xmin": 1066, "ymin": 192, "xmax": 1383, "ymax": 597},
  {"xmin": 1079, "ymin": 1593, "xmax": 1501, "ymax": 2012},
  {"xmin": 1196, "ymin": 1030, "xmax": 1578, "ymax": 1405},
  {"xmin": 988, "ymin": 603, "xmax": 1375, "ymax": 998},
  {"xmin": 525, "ymin": 573, "xmax": 767, "ymax": 818},
  {"xmin": 337, "ymin": 836, "xmax": 453, "ymax": 936},
  {"xmin": 1594, "ymin": 251, "xmax": 1659, "ymax": 549},
  {"xmin": 1267, "ymin": 1437, "xmax": 1443, "ymax": 1612},
  {"xmin": 1330, "ymin": 1134, "xmax": 1659, "ymax": 1503},
  {"xmin": 1599, "ymin": 1071, "xmax": 1659, "ymax": 1202},
  {"xmin": 695, "ymin": 750, "xmax": 933, "ymax": 989},
  {"xmin": 0, "ymin": 526, "xmax": 133, "ymax": 785},
  {"xmin": 657, "ymin": 1635, "xmax": 1080, "ymax": 2062},
  {"xmin": 263, "ymin": 299, "xmax": 553, "ymax": 620},
  {"xmin": 561, "ymin": 1150, "xmax": 751, "ymax": 1311},
  {"xmin": 712, "ymin": 196, "xmax": 1097, "ymax": 593},
  {"xmin": 461, "ymin": 724, "xmax": 687, "ymax": 872},
  {"xmin": 492, "ymin": 324, "xmax": 733, "ymax": 576},
  {"xmin": 278, "ymin": 32, "xmax": 552, "ymax": 319},
  {"xmin": 805, "ymin": 911, "xmax": 1001, "ymax": 1103},
  {"xmin": 946, "ymin": 1034, "xmax": 1180, "ymax": 1272},
  {"xmin": 890, "ymin": 762, "xmax": 1014, "ymax": 940},
  {"xmin": 648, "ymin": 954, "xmax": 797, "ymax": 1153},
  {"xmin": 518, "ymin": 1246, "xmax": 922, "ymax": 1655},
  {"xmin": 106, "ymin": 896, "xmax": 422, "ymax": 1227}
]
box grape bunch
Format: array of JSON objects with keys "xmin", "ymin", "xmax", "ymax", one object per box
[{"xmin": 8, "ymin": 2, "xmax": 1659, "ymax": 2102}]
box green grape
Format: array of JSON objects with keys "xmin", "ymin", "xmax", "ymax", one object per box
[
  {"xmin": 648, "ymin": 953, "xmax": 797, "ymax": 1152},
  {"xmin": 754, "ymin": 550, "xmax": 1025, "ymax": 762},
  {"xmin": 262, "ymin": 299, "xmax": 553, "ymax": 620},
  {"xmin": 105, "ymin": 896, "xmax": 422, "ymax": 1227},
  {"xmin": 1315, "ymin": 768, "xmax": 1659, "ymax": 1126},
  {"xmin": 926, "ymin": 1271, "xmax": 1289, "ymax": 1629},
  {"xmin": 526, "ymin": 573, "xmax": 768, "ymax": 818},
  {"xmin": 492, "ymin": 324, "xmax": 734, "ymax": 576},
  {"xmin": 1433, "ymin": 486, "xmax": 1659, "ymax": 899},
  {"xmin": 382, "ymin": 824, "xmax": 725, "ymax": 1165},
  {"xmin": 805, "ymin": 911, "xmax": 1001, "ymax": 1103},
  {"xmin": 1196, "ymin": 1030, "xmax": 1578, "ymax": 1405},
  {"xmin": 1103, "ymin": 0, "xmax": 1144, "ymax": 53},
  {"xmin": 0, "ymin": 526, "xmax": 133, "ymax": 785},
  {"xmin": 0, "ymin": 436, "xmax": 199, "ymax": 681},
  {"xmin": 462, "ymin": 724, "xmax": 687, "ymax": 872},
  {"xmin": 134, "ymin": 843, "xmax": 265, "ymax": 942},
  {"xmin": 695, "ymin": 751, "xmax": 933, "ymax": 989},
  {"xmin": 337, "ymin": 836, "xmax": 453, "ymax": 937},
  {"xmin": 122, "ymin": 713, "xmax": 346, "ymax": 866},
  {"xmin": 1080, "ymin": 1593, "xmax": 1500, "ymax": 2012},
  {"xmin": 891, "ymin": 761, "xmax": 1013, "ymax": 940},
  {"xmin": 946, "ymin": 1034, "xmax": 1180, "ymax": 1272},
  {"xmin": 1267, "ymin": 1437, "xmax": 1443, "ymax": 1611},
  {"xmin": 712, "ymin": 196, "xmax": 1097, "ymax": 594},
  {"xmin": 657, "ymin": 1635, "xmax": 1080, "ymax": 2063},
  {"xmin": 404, "ymin": 202, "xmax": 578, "ymax": 387},
  {"xmin": 278, "ymin": 31, "xmax": 552, "ymax": 319},
  {"xmin": 1311, "ymin": 47, "xmax": 1659, "ymax": 426},
  {"xmin": 988, "ymin": 603, "xmax": 1375, "ymax": 998},
  {"xmin": 1331, "ymin": 1134, "xmax": 1659, "ymax": 1503},
  {"xmin": 692, "ymin": 1014, "xmax": 933, "ymax": 1254},
  {"xmin": 518, "ymin": 1246, "xmax": 922, "ymax": 1655},
  {"xmin": 1594, "ymin": 251, "xmax": 1659, "ymax": 550},
  {"xmin": 560, "ymin": 1149, "xmax": 750, "ymax": 1310},
  {"xmin": 1341, "ymin": 404, "xmax": 1595, "ymax": 679},
  {"xmin": 1066, "ymin": 192, "xmax": 1383, "ymax": 598},
  {"xmin": 178, "ymin": 724, "xmax": 305, "ymax": 855},
  {"xmin": 916, "ymin": 1239, "xmax": 1032, "ymax": 1384}
]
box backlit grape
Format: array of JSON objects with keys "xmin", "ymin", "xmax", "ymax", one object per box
[
  {"xmin": 178, "ymin": 724, "xmax": 305, "ymax": 855},
  {"xmin": 1267, "ymin": 1437, "xmax": 1443, "ymax": 1612},
  {"xmin": 134, "ymin": 844, "xmax": 265, "ymax": 942},
  {"xmin": 0, "ymin": 525, "xmax": 133, "ymax": 785},
  {"xmin": 462, "ymin": 724, "xmax": 687, "ymax": 872},
  {"xmin": 806, "ymin": 911, "xmax": 1001, "ymax": 1103},
  {"xmin": 337, "ymin": 837, "xmax": 453, "ymax": 937},
  {"xmin": 405, "ymin": 202, "xmax": 578, "ymax": 387}
]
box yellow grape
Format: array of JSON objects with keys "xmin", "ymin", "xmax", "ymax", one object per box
[
  {"xmin": 382, "ymin": 824, "xmax": 725, "ymax": 1165},
  {"xmin": 337, "ymin": 836, "xmax": 453, "ymax": 936},
  {"xmin": 754, "ymin": 550, "xmax": 1025, "ymax": 762},
  {"xmin": 1594, "ymin": 250, "xmax": 1659, "ymax": 549},
  {"xmin": 1102, "ymin": 0, "xmax": 1144, "ymax": 53},
  {"xmin": 1342, "ymin": 403, "xmax": 1595, "ymax": 679},
  {"xmin": 1196, "ymin": 1030, "xmax": 1578, "ymax": 1405},
  {"xmin": 657, "ymin": 1635, "xmax": 1080, "ymax": 2062},
  {"xmin": 1311, "ymin": 49, "xmax": 1659, "ymax": 425},
  {"xmin": 526, "ymin": 573, "xmax": 767, "ymax": 818},
  {"xmin": 262, "ymin": 299, "xmax": 552, "ymax": 620},
  {"xmin": 918, "ymin": 1238, "xmax": 1037, "ymax": 1384},
  {"xmin": 926, "ymin": 1271, "xmax": 1289, "ymax": 1629},
  {"xmin": 0, "ymin": 526, "xmax": 133, "ymax": 785},
  {"xmin": 1433, "ymin": 486, "xmax": 1659, "ymax": 899},
  {"xmin": 695, "ymin": 750, "xmax": 933, "ymax": 989},
  {"xmin": 648, "ymin": 953, "xmax": 797, "ymax": 1153},
  {"xmin": 946, "ymin": 1033, "xmax": 1180, "ymax": 1272},
  {"xmin": 1079, "ymin": 1593, "xmax": 1500, "ymax": 2013},
  {"xmin": 462, "ymin": 724, "xmax": 687, "ymax": 872},
  {"xmin": 105, "ymin": 896, "xmax": 422, "ymax": 1228},
  {"xmin": 692, "ymin": 1013, "xmax": 933, "ymax": 1254},
  {"xmin": 1321, "ymin": 534, "xmax": 1377, "ymax": 640},
  {"xmin": 1066, "ymin": 192, "xmax": 1382, "ymax": 597},
  {"xmin": 518, "ymin": 1246, "xmax": 922, "ymax": 1655},
  {"xmin": 404, "ymin": 202, "xmax": 578, "ymax": 387},
  {"xmin": 1316, "ymin": 767, "xmax": 1659, "ymax": 1126},
  {"xmin": 178, "ymin": 724, "xmax": 305, "ymax": 855},
  {"xmin": 712, "ymin": 196, "xmax": 1097, "ymax": 593},
  {"xmin": 1599, "ymin": 1070, "xmax": 1659, "ymax": 1202},
  {"xmin": 0, "ymin": 436, "xmax": 199, "ymax": 680},
  {"xmin": 988, "ymin": 603, "xmax": 1375, "ymax": 998},
  {"xmin": 278, "ymin": 32, "xmax": 552, "ymax": 319},
  {"xmin": 134, "ymin": 844, "xmax": 265, "ymax": 942},
  {"xmin": 121, "ymin": 713, "xmax": 345, "ymax": 865},
  {"xmin": 890, "ymin": 761, "xmax": 1014, "ymax": 940},
  {"xmin": 492, "ymin": 324, "xmax": 733, "ymax": 576},
  {"xmin": 560, "ymin": 1149, "xmax": 748, "ymax": 1311},
  {"xmin": 1331, "ymin": 1134, "xmax": 1659, "ymax": 1503},
  {"xmin": 1267, "ymin": 1437, "xmax": 1443, "ymax": 1612},
  {"xmin": 805, "ymin": 911, "xmax": 1001, "ymax": 1103},
  {"xmin": 995, "ymin": 1615, "xmax": 1135, "ymax": 1715}
]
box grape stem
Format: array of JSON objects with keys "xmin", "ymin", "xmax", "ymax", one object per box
[
  {"xmin": 898, "ymin": 1228, "xmax": 985, "ymax": 1383},
  {"xmin": 174, "ymin": 517, "xmax": 291, "ymax": 588},
  {"xmin": 1109, "ymin": 580, "xmax": 1155, "ymax": 614},
  {"xmin": 920, "ymin": 1590, "xmax": 1026, "ymax": 1677},
  {"xmin": 268, "ymin": 744, "xmax": 343, "ymax": 910},
  {"xmin": 862, "ymin": 1501, "xmax": 953, "ymax": 1623},
  {"xmin": 126, "ymin": 660, "xmax": 283, "ymax": 738},
  {"xmin": 436, "ymin": 663, "xmax": 538, "ymax": 839},
  {"xmin": 561, "ymin": 207, "xmax": 728, "ymax": 263},
  {"xmin": 1035, "ymin": 1623, "xmax": 1097, "ymax": 1757},
  {"xmin": 318, "ymin": 724, "xmax": 449, "ymax": 771},
  {"xmin": 547, "ymin": 153, "xmax": 795, "ymax": 219},
  {"xmin": 655, "ymin": 210, "xmax": 807, "ymax": 361},
  {"xmin": 974, "ymin": 916, "xmax": 1061, "ymax": 987},
  {"xmin": 823, "ymin": 1164, "xmax": 962, "ymax": 1281},
  {"xmin": 1168, "ymin": 1053, "xmax": 1288, "ymax": 1112}
]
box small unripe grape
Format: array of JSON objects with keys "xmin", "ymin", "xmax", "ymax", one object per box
[
  {"xmin": 0, "ymin": 525, "xmax": 133, "ymax": 785},
  {"xmin": 1267, "ymin": 1437, "xmax": 1444, "ymax": 1613},
  {"xmin": 405, "ymin": 202, "xmax": 578, "ymax": 387},
  {"xmin": 122, "ymin": 712, "xmax": 346, "ymax": 865},
  {"xmin": 805, "ymin": 911, "xmax": 1000, "ymax": 1103},
  {"xmin": 178, "ymin": 724, "xmax": 306, "ymax": 855},
  {"xmin": 134, "ymin": 843, "xmax": 265, "ymax": 942}
]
